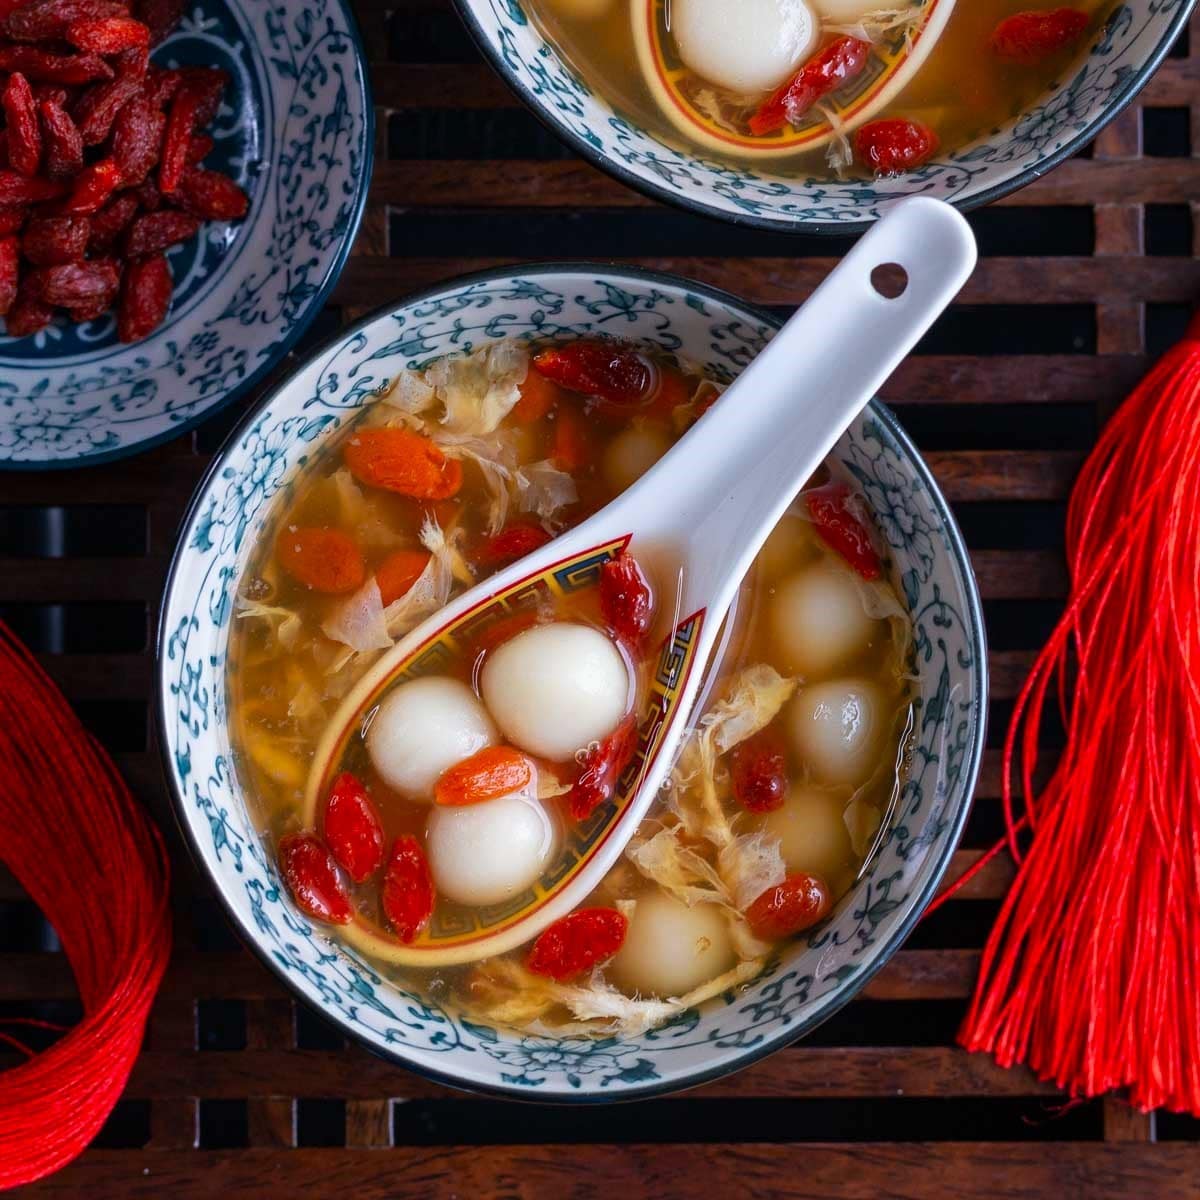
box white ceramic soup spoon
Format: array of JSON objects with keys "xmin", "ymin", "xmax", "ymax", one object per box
[{"xmin": 302, "ymin": 196, "xmax": 976, "ymax": 967}]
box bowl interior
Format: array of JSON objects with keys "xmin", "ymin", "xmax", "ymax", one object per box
[
  {"xmin": 454, "ymin": 0, "xmax": 1193, "ymax": 230},
  {"xmin": 0, "ymin": 0, "xmax": 371, "ymax": 468},
  {"xmin": 158, "ymin": 266, "xmax": 986, "ymax": 1099}
]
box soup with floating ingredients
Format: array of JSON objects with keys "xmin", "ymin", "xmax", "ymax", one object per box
[
  {"xmin": 229, "ymin": 336, "xmax": 915, "ymax": 1036},
  {"xmin": 528, "ymin": 0, "xmax": 1105, "ymax": 177}
]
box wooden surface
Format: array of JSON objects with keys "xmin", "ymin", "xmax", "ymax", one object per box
[{"xmin": 3, "ymin": 0, "xmax": 1200, "ymax": 1193}]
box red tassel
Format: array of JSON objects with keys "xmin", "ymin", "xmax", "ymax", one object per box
[
  {"xmin": 0, "ymin": 621, "xmax": 171, "ymax": 1188},
  {"xmin": 931, "ymin": 314, "xmax": 1200, "ymax": 1113}
]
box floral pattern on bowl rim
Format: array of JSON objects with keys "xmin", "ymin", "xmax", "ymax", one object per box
[
  {"xmin": 0, "ymin": 0, "xmax": 372, "ymax": 470},
  {"xmin": 157, "ymin": 264, "xmax": 987, "ymax": 1100},
  {"xmin": 452, "ymin": 0, "xmax": 1194, "ymax": 233}
]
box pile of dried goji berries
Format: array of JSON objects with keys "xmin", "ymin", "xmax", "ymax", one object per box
[{"xmin": 0, "ymin": 0, "xmax": 248, "ymax": 341}]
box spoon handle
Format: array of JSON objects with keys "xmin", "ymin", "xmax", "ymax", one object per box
[{"xmin": 626, "ymin": 196, "xmax": 977, "ymax": 616}]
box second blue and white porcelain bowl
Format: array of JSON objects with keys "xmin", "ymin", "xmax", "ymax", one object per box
[
  {"xmin": 453, "ymin": 0, "xmax": 1193, "ymax": 232},
  {"xmin": 158, "ymin": 264, "xmax": 986, "ymax": 1100}
]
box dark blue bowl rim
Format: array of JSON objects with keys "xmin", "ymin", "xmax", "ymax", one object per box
[
  {"xmin": 0, "ymin": 0, "xmax": 375, "ymax": 473},
  {"xmin": 450, "ymin": 0, "xmax": 1196, "ymax": 237},
  {"xmin": 156, "ymin": 260, "xmax": 987, "ymax": 1104}
]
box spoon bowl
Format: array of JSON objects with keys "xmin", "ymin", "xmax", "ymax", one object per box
[{"xmin": 304, "ymin": 196, "xmax": 977, "ymax": 966}]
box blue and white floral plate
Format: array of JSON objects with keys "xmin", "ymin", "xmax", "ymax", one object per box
[
  {"xmin": 0, "ymin": 0, "xmax": 372, "ymax": 469},
  {"xmin": 157, "ymin": 265, "xmax": 986, "ymax": 1100},
  {"xmin": 453, "ymin": 0, "xmax": 1194, "ymax": 231}
]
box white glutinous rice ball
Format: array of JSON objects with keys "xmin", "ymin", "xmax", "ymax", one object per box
[
  {"xmin": 480, "ymin": 622, "xmax": 629, "ymax": 761},
  {"xmin": 769, "ymin": 562, "xmax": 877, "ymax": 675},
  {"xmin": 787, "ymin": 677, "xmax": 886, "ymax": 785},
  {"xmin": 366, "ymin": 676, "xmax": 497, "ymax": 801},
  {"xmin": 426, "ymin": 792, "xmax": 556, "ymax": 907},
  {"xmin": 672, "ymin": 0, "xmax": 819, "ymax": 94},
  {"xmin": 757, "ymin": 784, "xmax": 854, "ymax": 892},
  {"xmin": 602, "ymin": 425, "xmax": 671, "ymax": 493},
  {"xmin": 609, "ymin": 892, "xmax": 736, "ymax": 998}
]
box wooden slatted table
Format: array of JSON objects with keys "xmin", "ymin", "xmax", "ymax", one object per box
[{"xmin": 3, "ymin": 1, "xmax": 1200, "ymax": 1193}]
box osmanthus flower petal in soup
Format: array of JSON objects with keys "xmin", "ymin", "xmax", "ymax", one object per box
[
  {"xmin": 531, "ymin": 0, "xmax": 1105, "ymax": 178},
  {"xmin": 229, "ymin": 337, "xmax": 915, "ymax": 1037}
]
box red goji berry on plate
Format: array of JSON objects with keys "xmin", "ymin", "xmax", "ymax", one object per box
[
  {"xmin": 0, "ymin": 46, "xmax": 113, "ymax": 85},
  {"xmin": 3, "ymin": 73, "xmax": 41, "ymax": 177},
  {"xmin": 279, "ymin": 832, "xmax": 353, "ymax": 926},
  {"xmin": 31, "ymin": 83, "xmax": 69, "ymax": 107},
  {"xmin": 133, "ymin": 178, "xmax": 160, "ymax": 210},
  {"xmin": 380, "ymin": 835, "xmax": 435, "ymax": 944},
  {"xmin": 730, "ymin": 731, "xmax": 788, "ymax": 813},
  {"xmin": 526, "ymin": 907, "xmax": 628, "ymax": 981},
  {"xmin": 87, "ymin": 191, "xmax": 138, "ymax": 252},
  {"xmin": 599, "ymin": 551, "xmax": 653, "ymax": 644},
  {"xmin": 5, "ymin": 280, "xmax": 54, "ymax": 335},
  {"xmin": 59, "ymin": 157, "xmax": 122, "ymax": 214},
  {"xmin": 116, "ymin": 250, "xmax": 170, "ymax": 341},
  {"xmin": 0, "ymin": 169, "xmax": 64, "ymax": 205},
  {"xmin": 138, "ymin": 63, "xmax": 180, "ymax": 109},
  {"xmin": 805, "ymin": 480, "xmax": 881, "ymax": 580},
  {"xmin": 568, "ymin": 714, "xmax": 638, "ymax": 821},
  {"xmin": 28, "ymin": 258, "xmax": 119, "ymax": 307},
  {"xmin": 39, "ymin": 100, "xmax": 84, "ymax": 181},
  {"xmin": 322, "ymin": 771, "xmax": 385, "ymax": 884},
  {"xmin": 0, "ymin": 235, "xmax": 19, "ymax": 315},
  {"xmin": 110, "ymin": 96, "xmax": 163, "ymax": 184},
  {"xmin": 172, "ymin": 165, "xmax": 248, "ymax": 219},
  {"xmin": 67, "ymin": 290, "xmax": 116, "ymax": 321},
  {"xmin": 22, "ymin": 214, "xmax": 89, "ymax": 265},
  {"xmin": 0, "ymin": 207, "xmax": 27, "ymax": 236},
  {"xmin": 749, "ymin": 36, "xmax": 870, "ymax": 136},
  {"xmin": 991, "ymin": 8, "xmax": 1089, "ymax": 64},
  {"xmin": 72, "ymin": 70, "xmax": 141, "ymax": 145},
  {"xmin": 745, "ymin": 873, "xmax": 832, "ymax": 940},
  {"xmin": 157, "ymin": 85, "xmax": 199, "ymax": 193},
  {"xmin": 855, "ymin": 118, "xmax": 939, "ymax": 176},
  {"xmin": 6, "ymin": 0, "xmax": 126, "ymax": 42},
  {"xmin": 66, "ymin": 14, "xmax": 150, "ymax": 52},
  {"xmin": 122, "ymin": 207, "xmax": 197, "ymax": 256},
  {"xmin": 185, "ymin": 131, "xmax": 212, "ymax": 164},
  {"xmin": 176, "ymin": 65, "xmax": 227, "ymax": 124}
]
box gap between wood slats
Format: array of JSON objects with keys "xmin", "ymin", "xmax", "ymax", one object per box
[{"xmin": 20, "ymin": 1144, "xmax": 1200, "ymax": 1198}]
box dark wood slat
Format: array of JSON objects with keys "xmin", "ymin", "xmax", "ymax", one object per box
[{"xmin": 23, "ymin": 1145, "xmax": 1200, "ymax": 1198}]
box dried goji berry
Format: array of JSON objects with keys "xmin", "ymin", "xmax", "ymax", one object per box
[
  {"xmin": 275, "ymin": 524, "xmax": 365, "ymax": 594},
  {"xmin": 176, "ymin": 65, "xmax": 226, "ymax": 124},
  {"xmin": 66, "ymin": 14, "xmax": 150, "ymax": 52},
  {"xmin": 343, "ymin": 427, "xmax": 463, "ymax": 500},
  {"xmin": 745, "ymin": 873, "xmax": 831, "ymax": 940},
  {"xmin": 133, "ymin": 0, "xmax": 183, "ymax": 43},
  {"xmin": 4, "ymin": 279, "xmax": 52, "ymax": 335},
  {"xmin": 72, "ymin": 70, "xmax": 141, "ymax": 145},
  {"xmin": 749, "ymin": 36, "xmax": 870, "ymax": 136},
  {"xmin": 322, "ymin": 772, "xmax": 384, "ymax": 884},
  {"xmin": 132, "ymin": 177, "xmax": 159, "ymax": 209},
  {"xmin": 512, "ymin": 367, "xmax": 560, "ymax": 423},
  {"xmin": 29, "ymin": 258, "xmax": 119, "ymax": 307},
  {"xmin": 568, "ymin": 714, "xmax": 638, "ymax": 821},
  {"xmin": 185, "ymin": 131, "xmax": 212, "ymax": 165},
  {"xmin": 59, "ymin": 157, "xmax": 122, "ymax": 214},
  {"xmin": 22, "ymin": 214, "xmax": 89, "ymax": 265},
  {"xmin": 476, "ymin": 521, "xmax": 552, "ymax": 568},
  {"xmin": 39, "ymin": 100, "xmax": 83, "ymax": 181},
  {"xmin": 805, "ymin": 480, "xmax": 881, "ymax": 580},
  {"xmin": 138, "ymin": 63, "xmax": 180, "ymax": 108},
  {"xmin": 0, "ymin": 236, "xmax": 18, "ymax": 315},
  {"xmin": 855, "ymin": 118, "xmax": 939, "ymax": 176},
  {"xmin": 0, "ymin": 170, "xmax": 62, "ymax": 205},
  {"xmin": 87, "ymin": 191, "xmax": 137, "ymax": 252},
  {"xmin": 526, "ymin": 907, "xmax": 628, "ymax": 981},
  {"xmin": 172, "ymin": 166, "xmax": 248, "ymax": 219},
  {"xmin": 157, "ymin": 84, "xmax": 199, "ymax": 193},
  {"xmin": 279, "ymin": 832, "xmax": 353, "ymax": 926},
  {"xmin": 31, "ymin": 83, "xmax": 69, "ymax": 107},
  {"xmin": 6, "ymin": 0, "xmax": 125, "ymax": 42},
  {"xmin": 599, "ymin": 551, "xmax": 653, "ymax": 643},
  {"xmin": 122, "ymin": 208, "xmax": 198, "ymax": 256},
  {"xmin": 3, "ymin": 74, "xmax": 41, "ymax": 177},
  {"xmin": 375, "ymin": 547, "xmax": 431, "ymax": 606},
  {"xmin": 991, "ymin": 8, "xmax": 1088, "ymax": 64},
  {"xmin": 67, "ymin": 290, "xmax": 115, "ymax": 321},
  {"xmin": 435, "ymin": 746, "xmax": 532, "ymax": 807},
  {"xmin": 110, "ymin": 96, "xmax": 163, "ymax": 184},
  {"xmin": 0, "ymin": 207, "xmax": 27, "ymax": 236},
  {"xmin": 115, "ymin": 250, "xmax": 171, "ymax": 340},
  {"xmin": 0, "ymin": 46, "xmax": 113, "ymax": 85},
  {"xmin": 730, "ymin": 731, "xmax": 788, "ymax": 813},
  {"xmin": 381, "ymin": 835, "xmax": 435, "ymax": 943},
  {"xmin": 534, "ymin": 341, "xmax": 656, "ymax": 411}
]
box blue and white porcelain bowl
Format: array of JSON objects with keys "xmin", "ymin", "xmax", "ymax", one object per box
[
  {"xmin": 157, "ymin": 265, "xmax": 986, "ymax": 1100},
  {"xmin": 0, "ymin": 0, "xmax": 371, "ymax": 469},
  {"xmin": 453, "ymin": 0, "xmax": 1193, "ymax": 231}
]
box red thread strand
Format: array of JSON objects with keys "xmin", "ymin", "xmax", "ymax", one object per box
[
  {"xmin": 0, "ymin": 619, "xmax": 171, "ymax": 1190},
  {"xmin": 934, "ymin": 314, "xmax": 1200, "ymax": 1113}
]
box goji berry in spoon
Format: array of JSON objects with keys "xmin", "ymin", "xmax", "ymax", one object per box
[
  {"xmin": 435, "ymin": 746, "xmax": 533, "ymax": 807},
  {"xmin": 323, "ymin": 772, "xmax": 384, "ymax": 883},
  {"xmin": 568, "ymin": 715, "xmax": 639, "ymax": 821},
  {"xmin": 381, "ymin": 836, "xmax": 435, "ymax": 943}
]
